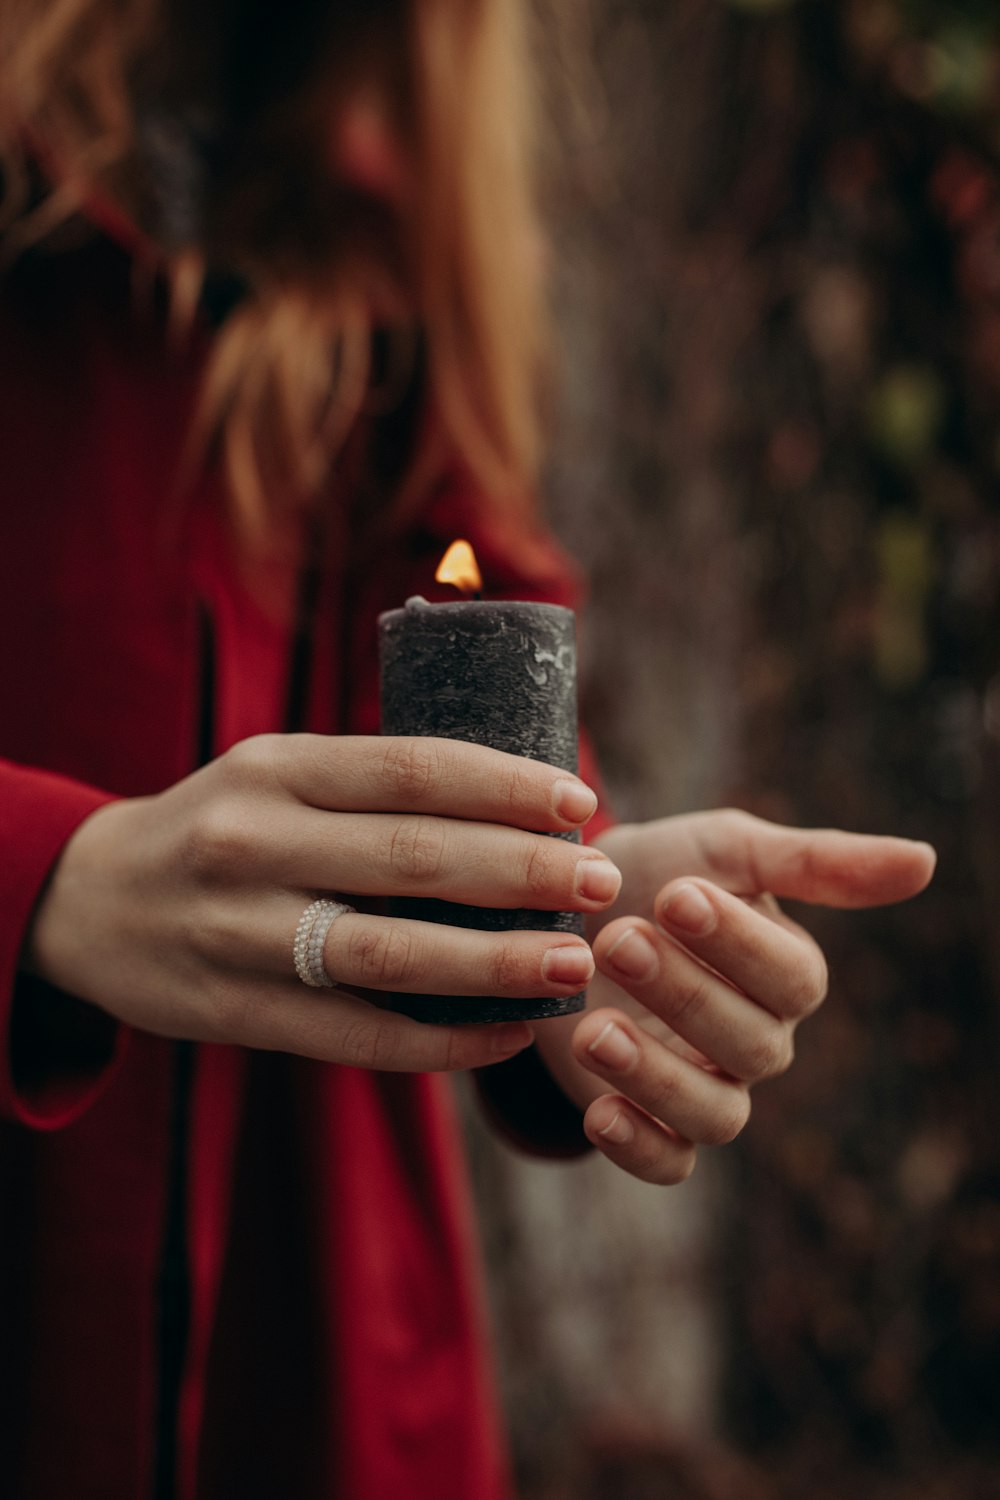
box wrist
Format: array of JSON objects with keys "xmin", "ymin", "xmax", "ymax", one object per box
[{"xmin": 23, "ymin": 798, "xmax": 138, "ymax": 1000}]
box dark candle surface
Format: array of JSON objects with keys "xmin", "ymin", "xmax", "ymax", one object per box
[{"xmin": 378, "ymin": 595, "xmax": 586, "ymax": 1025}]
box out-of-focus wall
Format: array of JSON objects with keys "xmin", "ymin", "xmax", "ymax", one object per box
[
  {"xmin": 462, "ymin": 9, "xmax": 747, "ymax": 1495},
  {"xmin": 461, "ymin": 1094, "xmax": 726, "ymax": 1498},
  {"xmin": 464, "ymin": 2, "xmax": 1000, "ymax": 1497}
]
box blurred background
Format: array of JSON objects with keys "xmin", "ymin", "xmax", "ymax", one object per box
[{"xmin": 461, "ymin": 1, "xmax": 1000, "ymax": 1496}]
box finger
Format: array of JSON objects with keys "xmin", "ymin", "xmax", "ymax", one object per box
[
  {"xmin": 574, "ymin": 1008, "xmax": 752, "ymax": 1145},
  {"xmin": 653, "ymin": 878, "xmax": 828, "ymax": 1020},
  {"xmin": 582, "ymin": 1093, "xmax": 698, "ymax": 1185},
  {"xmin": 237, "ymin": 733, "xmax": 599, "ymax": 831},
  {"xmin": 689, "ymin": 810, "xmax": 936, "ymax": 908},
  {"xmin": 591, "ymin": 918, "xmax": 795, "ymax": 1083},
  {"xmin": 261, "ymin": 807, "xmax": 622, "ymax": 911},
  {"xmin": 192, "ymin": 894, "xmax": 596, "ymax": 997},
  {"xmin": 321, "ymin": 911, "xmax": 595, "ymax": 998},
  {"xmin": 226, "ymin": 981, "xmax": 539, "ymax": 1073}
]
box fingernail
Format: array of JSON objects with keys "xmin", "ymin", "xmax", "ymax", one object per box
[
  {"xmin": 587, "ymin": 1020, "xmax": 639, "ymax": 1071},
  {"xmin": 598, "ymin": 1110, "xmax": 635, "ymax": 1146},
  {"xmin": 605, "ymin": 927, "xmax": 659, "ymax": 982},
  {"xmin": 492, "ymin": 1023, "xmax": 535, "ymax": 1056},
  {"xmin": 542, "ymin": 945, "xmax": 595, "ymax": 986},
  {"xmin": 659, "ymin": 882, "xmax": 715, "ymax": 936},
  {"xmin": 554, "ymin": 779, "xmax": 598, "ymax": 825},
  {"xmin": 576, "ymin": 857, "xmax": 622, "ymax": 904}
]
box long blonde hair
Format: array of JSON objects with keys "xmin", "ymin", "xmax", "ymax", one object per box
[{"xmin": 0, "ymin": 0, "xmax": 545, "ymax": 534}]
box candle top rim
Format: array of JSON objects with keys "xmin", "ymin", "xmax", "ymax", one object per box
[{"xmin": 379, "ymin": 596, "xmax": 576, "ymax": 625}]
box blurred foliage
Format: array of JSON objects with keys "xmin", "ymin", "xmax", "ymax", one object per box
[
  {"xmin": 671, "ymin": 0, "xmax": 1000, "ymax": 1488},
  {"xmin": 867, "ymin": 366, "xmax": 946, "ymax": 469},
  {"xmin": 719, "ymin": 0, "xmax": 1000, "ymax": 116},
  {"xmin": 508, "ymin": 0, "xmax": 1000, "ymax": 1495}
]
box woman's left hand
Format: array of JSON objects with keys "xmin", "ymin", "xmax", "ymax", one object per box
[{"xmin": 533, "ymin": 810, "xmax": 937, "ymax": 1184}]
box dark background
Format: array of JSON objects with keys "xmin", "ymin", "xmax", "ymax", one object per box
[{"xmin": 463, "ymin": 2, "xmax": 1000, "ymax": 1496}]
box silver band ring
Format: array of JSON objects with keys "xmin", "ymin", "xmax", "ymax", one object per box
[{"xmin": 293, "ymin": 898, "xmax": 356, "ymax": 989}]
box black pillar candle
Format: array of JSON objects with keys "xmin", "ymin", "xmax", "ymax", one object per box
[{"xmin": 378, "ymin": 593, "xmax": 587, "ymax": 1025}]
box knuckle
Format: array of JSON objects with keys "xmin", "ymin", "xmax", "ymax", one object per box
[
  {"xmin": 643, "ymin": 1141, "xmax": 698, "ymax": 1186},
  {"xmin": 439, "ymin": 1027, "xmax": 467, "ymax": 1073},
  {"xmin": 380, "ymin": 738, "xmax": 439, "ymax": 803},
  {"xmin": 703, "ymin": 1090, "xmax": 752, "ymax": 1146},
  {"xmin": 664, "ymin": 968, "xmax": 711, "ymax": 1029},
  {"xmin": 787, "ymin": 962, "xmax": 828, "ymax": 1016},
  {"xmin": 185, "ymin": 798, "xmax": 251, "ymax": 881},
  {"xmin": 430, "ymin": 1025, "xmax": 496, "ymax": 1074},
  {"xmin": 387, "ymin": 816, "xmax": 447, "ymax": 884},
  {"xmin": 348, "ymin": 922, "xmax": 418, "ymax": 989},
  {"xmin": 648, "ymin": 1066, "xmax": 684, "ymax": 1119},
  {"xmin": 719, "ymin": 807, "xmax": 756, "ymax": 838},
  {"xmin": 667, "ymin": 1146, "xmax": 699, "ymax": 1184},
  {"xmin": 371, "ymin": 1025, "xmax": 408, "ymax": 1070},
  {"xmin": 338, "ymin": 1018, "xmax": 375, "ymax": 1068},
  {"xmin": 189, "ymin": 901, "xmax": 241, "ymax": 967},
  {"xmin": 522, "ymin": 839, "xmax": 557, "ymax": 899},
  {"xmin": 341, "ymin": 1017, "xmax": 401, "ymax": 1071},
  {"xmin": 222, "ymin": 734, "xmax": 283, "ymax": 790},
  {"xmin": 500, "ymin": 761, "xmax": 539, "ymax": 817},
  {"xmin": 807, "ymin": 953, "xmax": 830, "ymax": 1011},
  {"xmin": 782, "ymin": 969, "xmax": 813, "ymax": 1017},
  {"xmin": 489, "ymin": 940, "xmax": 528, "ymax": 996},
  {"xmin": 743, "ymin": 1025, "xmax": 793, "ymax": 1081}
]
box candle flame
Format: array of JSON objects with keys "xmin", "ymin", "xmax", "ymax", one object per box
[{"xmin": 435, "ymin": 539, "xmax": 483, "ymax": 596}]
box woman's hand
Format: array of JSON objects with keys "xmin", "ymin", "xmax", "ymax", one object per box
[
  {"xmin": 533, "ymin": 810, "xmax": 937, "ymax": 1183},
  {"xmin": 24, "ymin": 735, "xmax": 620, "ymax": 1074}
]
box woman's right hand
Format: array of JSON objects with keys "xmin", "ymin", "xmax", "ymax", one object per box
[{"xmin": 23, "ymin": 735, "xmax": 619, "ymax": 1073}]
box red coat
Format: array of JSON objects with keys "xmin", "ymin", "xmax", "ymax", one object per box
[{"xmin": 0, "ymin": 232, "xmax": 605, "ymax": 1499}]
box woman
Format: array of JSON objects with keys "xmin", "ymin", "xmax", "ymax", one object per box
[{"xmin": 0, "ymin": 1, "xmax": 934, "ymax": 1497}]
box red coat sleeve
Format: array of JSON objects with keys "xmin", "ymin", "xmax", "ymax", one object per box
[{"xmin": 0, "ymin": 760, "xmax": 126, "ymax": 1128}]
